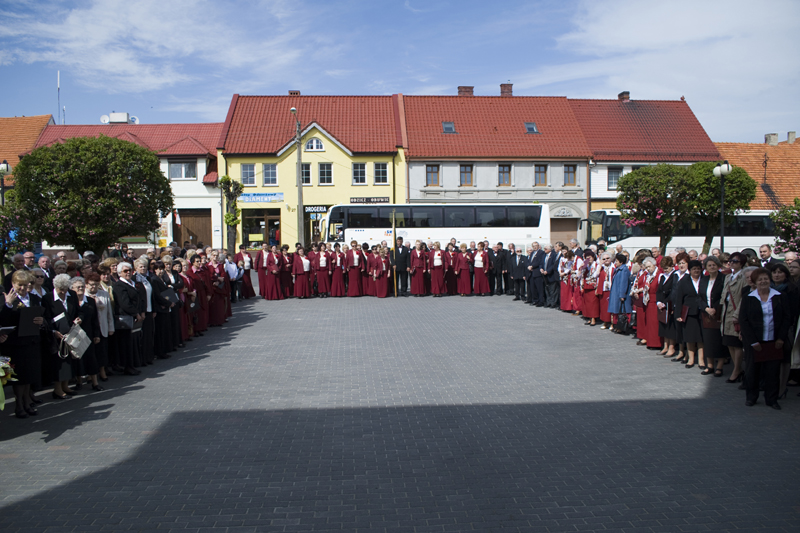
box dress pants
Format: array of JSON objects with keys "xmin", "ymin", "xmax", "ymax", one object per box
[
  {"xmin": 529, "ymin": 276, "xmax": 545, "ymax": 305},
  {"xmin": 396, "ymin": 271, "xmax": 409, "ymax": 294},
  {"xmin": 745, "ymin": 356, "xmax": 781, "ymax": 406},
  {"xmin": 505, "ymin": 272, "xmax": 513, "ymax": 294},
  {"xmin": 545, "ymin": 280, "xmax": 560, "ymax": 307},
  {"xmin": 513, "ymin": 279, "xmax": 526, "ymax": 300},
  {"xmin": 495, "ymin": 271, "xmax": 505, "ymax": 295},
  {"xmin": 488, "ymin": 271, "xmax": 496, "ymax": 294}
]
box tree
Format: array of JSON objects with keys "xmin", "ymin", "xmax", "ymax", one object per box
[
  {"xmin": 0, "ymin": 197, "xmax": 37, "ymax": 284},
  {"xmin": 12, "ymin": 136, "xmax": 173, "ymax": 256},
  {"xmin": 771, "ymin": 198, "xmax": 800, "ymax": 254},
  {"xmin": 218, "ymin": 175, "xmax": 243, "ymax": 256},
  {"xmin": 615, "ymin": 164, "xmax": 694, "ymax": 254},
  {"xmin": 686, "ymin": 162, "xmax": 756, "ymax": 254}
]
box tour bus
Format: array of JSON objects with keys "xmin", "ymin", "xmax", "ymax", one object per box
[
  {"xmin": 319, "ymin": 203, "xmax": 551, "ymax": 250},
  {"xmin": 582, "ymin": 209, "xmax": 776, "ymax": 255}
]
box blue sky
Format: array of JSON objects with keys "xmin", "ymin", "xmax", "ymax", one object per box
[{"xmin": 1, "ymin": 0, "xmax": 798, "ymax": 143}]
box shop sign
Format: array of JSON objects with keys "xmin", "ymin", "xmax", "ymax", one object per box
[
  {"xmin": 350, "ymin": 197, "xmax": 389, "ymax": 204},
  {"xmin": 239, "ymin": 192, "xmax": 284, "ymax": 203},
  {"xmin": 304, "ymin": 205, "xmax": 328, "ymax": 213}
]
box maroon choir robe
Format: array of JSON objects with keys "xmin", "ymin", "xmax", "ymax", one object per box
[
  {"xmin": 409, "ymin": 248, "xmax": 427, "ymax": 295},
  {"xmin": 582, "ymin": 264, "xmax": 601, "ymax": 319},
  {"xmin": 345, "ymin": 249, "xmax": 365, "ymax": 297},
  {"xmin": 292, "ymin": 255, "xmax": 312, "ymax": 298},
  {"xmin": 254, "ymin": 249, "xmax": 269, "ymax": 299},
  {"xmin": 597, "ymin": 265, "xmax": 614, "ymax": 323},
  {"xmin": 313, "ymin": 251, "xmax": 332, "ymax": 294},
  {"xmin": 307, "ymin": 251, "xmax": 318, "ymax": 295},
  {"xmin": 428, "ymin": 249, "xmax": 446, "ymax": 295},
  {"xmin": 187, "ymin": 266, "xmax": 210, "ymax": 332},
  {"xmin": 372, "ymin": 256, "xmax": 391, "ymax": 298},
  {"xmin": 234, "ymin": 251, "xmax": 257, "ymax": 299},
  {"xmin": 445, "ymin": 251, "xmax": 458, "ymax": 295},
  {"xmin": 472, "ymin": 250, "xmax": 490, "ymax": 295},
  {"xmin": 280, "ymin": 253, "xmax": 294, "ymax": 298},
  {"xmin": 641, "ymin": 270, "xmax": 662, "ymax": 348},
  {"xmin": 208, "ymin": 263, "xmax": 228, "ymax": 326},
  {"xmin": 455, "ymin": 252, "xmax": 472, "ymax": 295},
  {"xmin": 330, "ymin": 252, "xmax": 346, "ymax": 297},
  {"xmin": 264, "ymin": 252, "xmax": 284, "ymax": 300}
]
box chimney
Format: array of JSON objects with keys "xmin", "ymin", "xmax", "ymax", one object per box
[
  {"xmin": 618, "ymin": 91, "xmax": 630, "ymax": 102},
  {"xmin": 788, "ymin": 131, "xmax": 796, "ymax": 144},
  {"xmin": 500, "ymin": 83, "xmax": 513, "ymax": 97},
  {"xmin": 765, "ymin": 133, "xmax": 779, "ymax": 146},
  {"xmin": 458, "ymin": 86, "xmax": 474, "ymax": 97},
  {"xmin": 288, "ymin": 90, "xmax": 300, "ymax": 96}
]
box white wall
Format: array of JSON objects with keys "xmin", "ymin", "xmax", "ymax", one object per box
[{"xmin": 161, "ymin": 157, "xmax": 223, "ymax": 249}]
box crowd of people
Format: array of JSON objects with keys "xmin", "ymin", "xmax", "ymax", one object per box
[{"xmin": 2, "ymin": 237, "xmax": 798, "ymax": 419}]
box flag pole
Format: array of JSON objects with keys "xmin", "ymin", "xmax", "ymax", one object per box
[{"xmin": 392, "ymin": 208, "xmax": 397, "ymax": 298}]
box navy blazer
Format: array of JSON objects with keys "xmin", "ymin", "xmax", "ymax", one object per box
[
  {"xmin": 528, "ymin": 249, "xmax": 545, "ymax": 278},
  {"xmin": 543, "ymin": 252, "xmax": 560, "ymax": 283},
  {"xmin": 508, "ymin": 253, "xmax": 529, "ymax": 280}
]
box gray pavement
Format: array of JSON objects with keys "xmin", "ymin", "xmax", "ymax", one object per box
[{"xmin": 1, "ymin": 292, "xmax": 799, "ymax": 532}]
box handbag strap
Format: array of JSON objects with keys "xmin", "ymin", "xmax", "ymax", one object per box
[{"xmin": 57, "ymin": 337, "xmax": 71, "ymax": 360}]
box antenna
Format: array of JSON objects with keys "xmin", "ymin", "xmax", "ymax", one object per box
[
  {"xmin": 63, "ymin": 106, "xmax": 66, "ymax": 125},
  {"xmin": 57, "ymin": 70, "xmax": 61, "ymax": 124},
  {"xmin": 129, "ymin": 116, "xmax": 139, "ymax": 124},
  {"xmin": 100, "ymin": 115, "xmax": 110, "ymax": 124}
]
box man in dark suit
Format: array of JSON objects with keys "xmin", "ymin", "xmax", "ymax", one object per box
[
  {"xmin": 542, "ymin": 244, "xmax": 560, "ymax": 308},
  {"xmin": 526, "ymin": 242, "xmax": 546, "ymax": 306},
  {"xmin": 492, "ymin": 243, "xmax": 506, "ymax": 295},
  {"xmin": 508, "ymin": 248, "xmax": 528, "ymax": 301},
  {"xmin": 569, "ymin": 239, "xmax": 584, "ymax": 259},
  {"xmin": 504, "ymin": 243, "xmax": 515, "ymax": 295},
  {"xmin": 3, "ymin": 254, "xmax": 26, "ymax": 292},
  {"xmin": 392, "ymin": 237, "xmax": 410, "ymax": 296},
  {"xmin": 759, "ymin": 244, "xmax": 779, "ymax": 267}
]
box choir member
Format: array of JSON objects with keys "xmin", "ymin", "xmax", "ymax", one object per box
[
  {"xmin": 234, "ymin": 244, "xmax": 257, "ymax": 299},
  {"xmin": 330, "ymin": 243, "xmax": 346, "ymax": 297},
  {"xmin": 280, "ymin": 245, "xmax": 294, "ymax": 299},
  {"xmin": 428, "ymin": 242, "xmax": 446, "ymax": 297},
  {"xmin": 637, "ymin": 257, "xmax": 662, "ymax": 349},
  {"xmin": 699, "ymin": 256, "xmax": 726, "ymax": 376},
  {"xmin": 559, "ymin": 249, "xmax": 574, "ymax": 312},
  {"xmin": 473, "ymin": 242, "xmax": 490, "ymax": 296},
  {"xmin": 264, "ymin": 245, "xmax": 284, "ymax": 301},
  {"xmin": 656, "ymin": 256, "xmax": 677, "ymax": 357},
  {"xmin": 581, "ymin": 251, "xmax": 600, "ymax": 326},
  {"xmin": 361, "ymin": 243, "xmax": 374, "ymax": 297},
  {"xmin": 313, "ymin": 245, "xmax": 332, "ymax": 298},
  {"xmin": 409, "ymin": 241, "xmax": 428, "ymax": 297},
  {"xmin": 254, "ymin": 242, "xmax": 270, "ymax": 299},
  {"xmin": 292, "ymin": 248, "xmax": 312, "ymax": 299},
  {"xmin": 608, "ymin": 253, "xmax": 632, "ymax": 334},
  {"xmin": 372, "ymin": 248, "xmax": 391, "ymax": 298},
  {"xmin": 187, "ymin": 254, "xmax": 210, "ymax": 335},
  {"xmin": 345, "ymin": 241, "xmax": 365, "ymax": 297},
  {"xmin": 207, "ymin": 251, "xmax": 228, "ymax": 327},
  {"xmin": 674, "ymin": 259, "xmax": 705, "ymax": 368},
  {"xmin": 596, "ymin": 252, "xmax": 614, "ymax": 329},
  {"xmin": 445, "ymin": 244, "xmax": 459, "ymax": 295},
  {"xmin": 455, "ymin": 243, "xmax": 473, "ymax": 296},
  {"xmin": 669, "ymin": 253, "xmax": 690, "ymax": 361},
  {"xmin": 571, "ymin": 251, "xmax": 584, "ymax": 315}
]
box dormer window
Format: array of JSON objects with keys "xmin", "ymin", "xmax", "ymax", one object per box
[
  {"xmin": 442, "ymin": 122, "xmax": 456, "ymax": 134},
  {"xmin": 525, "ymin": 122, "xmax": 540, "ymax": 134},
  {"xmin": 305, "ymin": 138, "xmax": 324, "ymax": 151}
]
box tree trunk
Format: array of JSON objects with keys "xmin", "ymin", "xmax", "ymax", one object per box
[
  {"xmin": 226, "ymin": 225, "xmax": 236, "ymax": 257},
  {"xmin": 701, "ymin": 229, "xmax": 714, "ymax": 255},
  {"xmin": 659, "ymin": 235, "xmax": 673, "ymax": 255}
]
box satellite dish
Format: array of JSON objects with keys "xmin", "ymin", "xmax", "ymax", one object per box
[
  {"xmin": 129, "ymin": 116, "xmax": 139, "ymax": 124},
  {"xmin": 100, "ymin": 115, "xmax": 110, "ymax": 124}
]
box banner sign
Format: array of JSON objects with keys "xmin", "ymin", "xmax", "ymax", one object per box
[
  {"xmin": 239, "ymin": 192, "xmax": 284, "ymax": 203},
  {"xmin": 304, "ymin": 205, "xmax": 329, "ymax": 213},
  {"xmin": 350, "ymin": 197, "xmax": 389, "ymax": 204}
]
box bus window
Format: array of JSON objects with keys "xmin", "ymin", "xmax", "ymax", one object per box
[
  {"xmin": 444, "ymin": 206, "xmax": 475, "ymax": 227},
  {"xmin": 379, "ymin": 206, "xmax": 410, "ymax": 228},
  {"xmin": 475, "ymin": 206, "xmax": 507, "ymax": 227},
  {"xmin": 411, "ymin": 207, "xmax": 443, "ymax": 228},
  {"xmin": 347, "ymin": 207, "xmax": 378, "ymax": 228},
  {"xmin": 507, "ymin": 206, "xmax": 541, "ymax": 227}
]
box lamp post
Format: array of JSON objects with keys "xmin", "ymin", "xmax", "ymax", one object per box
[
  {"xmin": 290, "ymin": 107, "xmax": 305, "ymax": 246},
  {"xmin": 713, "ymin": 160, "xmax": 732, "ymax": 253},
  {"xmin": 0, "ymin": 159, "xmax": 10, "ymax": 206}
]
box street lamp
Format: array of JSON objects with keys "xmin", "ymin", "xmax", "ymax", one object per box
[
  {"xmin": 290, "ymin": 107, "xmax": 305, "ymax": 246},
  {"xmin": 0, "ymin": 159, "xmax": 10, "ymax": 206},
  {"xmin": 713, "ymin": 160, "xmax": 732, "ymax": 253}
]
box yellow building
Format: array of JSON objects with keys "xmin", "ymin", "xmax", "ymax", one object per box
[{"xmin": 217, "ymin": 93, "xmax": 407, "ymax": 247}]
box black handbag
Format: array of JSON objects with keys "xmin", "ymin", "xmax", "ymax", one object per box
[{"xmin": 115, "ymin": 315, "xmax": 134, "ymax": 330}]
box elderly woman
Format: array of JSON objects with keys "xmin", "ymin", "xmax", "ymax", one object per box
[
  {"xmin": 85, "ymin": 272, "xmax": 113, "ymax": 383},
  {"xmin": 608, "ymin": 253, "xmax": 632, "ymax": 334},
  {"xmin": 473, "ymin": 242, "xmax": 491, "ymax": 296},
  {"xmin": 29, "ymin": 267, "xmax": 47, "ymax": 299},
  {"xmin": 330, "ymin": 243, "xmax": 346, "ymax": 297},
  {"xmin": 580, "ymin": 251, "xmax": 600, "ymax": 326},
  {"xmin": 740, "ymin": 268, "xmax": 791, "ymax": 410},
  {"xmin": 207, "ymin": 250, "xmax": 229, "ymax": 326},
  {"xmin": 699, "ymin": 256, "xmax": 726, "ymax": 376},
  {"xmin": 186, "ymin": 253, "xmax": 210, "ymax": 335},
  {"xmin": 674, "ymin": 259, "xmax": 705, "ymax": 368},
  {"xmin": 768, "ymin": 262, "xmax": 799, "ymax": 400},
  {"xmin": 133, "ymin": 257, "xmax": 155, "ymax": 366},
  {"xmin": 0, "ymin": 270, "xmax": 45, "ymax": 417},
  {"xmin": 70, "ymin": 276, "xmax": 103, "ymax": 391},
  {"xmin": 656, "ymin": 256, "xmax": 677, "ymax": 357},
  {"xmin": 634, "ymin": 257, "xmax": 661, "ymax": 349},
  {"xmin": 292, "ymin": 247, "xmax": 312, "ymax": 299},
  {"xmin": 596, "ymin": 252, "xmax": 615, "ymax": 329},
  {"xmin": 371, "ymin": 248, "xmax": 391, "ymax": 298},
  {"xmin": 53, "ymin": 260, "xmax": 68, "ymax": 275},
  {"xmin": 455, "ymin": 244, "xmax": 472, "ymax": 296},
  {"xmin": 149, "ymin": 260, "xmax": 176, "ymax": 359},
  {"xmin": 720, "ymin": 253, "xmax": 748, "ymax": 383},
  {"xmin": 112, "ymin": 262, "xmax": 142, "ymax": 376},
  {"xmin": 427, "ymin": 242, "xmax": 447, "ymax": 297},
  {"xmin": 175, "ymin": 259, "xmax": 195, "ymax": 341},
  {"xmin": 43, "ymin": 273, "xmax": 81, "ymax": 399}
]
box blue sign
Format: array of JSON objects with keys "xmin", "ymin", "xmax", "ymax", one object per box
[{"xmin": 238, "ymin": 192, "xmax": 284, "ymax": 203}]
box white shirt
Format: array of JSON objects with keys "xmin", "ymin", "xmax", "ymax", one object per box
[
  {"xmin": 53, "ymin": 288, "xmax": 68, "ymax": 312},
  {"xmin": 433, "ymin": 251, "xmax": 442, "ymax": 267},
  {"xmin": 474, "ymin": 253, "xmax": 484, "ymax": 268},
  {"xmin": 353, "ymin": 252, "xmax": 359, "ymax": 266},
  {"xmin": 706, "ymin": 276, "xmax": 717, "ymax": 307},
  {"xmin": 301, "ymin": 257, "xmax": 310, "ymax": 272},
  {"xmin": 320, "ymin": 254, "xmax": 327, "ymax": 267},
  {"xmin": 749, "ymin": 288, "xmax": 780, "ymax": 343},
  {"xmin": 244, "ymin": 255, "xmax": 251, "ymax": 270},
  {"xmin": 336, "ymin": 253, "xmax": 341, "ymax": 266}
]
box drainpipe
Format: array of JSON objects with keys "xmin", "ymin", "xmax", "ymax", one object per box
[{"xmin": 392, "ymin": 153, "xmax": 396, "ymax": 204}]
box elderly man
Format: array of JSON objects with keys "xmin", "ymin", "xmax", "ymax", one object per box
[
  {"xmin": 526, "ymin": 242, "xmax": 545, "ymax": 306},
  {"xmin": 711, "ymin": 248, "xmax": 721, "ymax": 257},
  {"xmin": 783, "ymin": 251, "xmax": 797, "ymax": 263},
  {"xmin": 614, "ymin": 243, "xmax": 624, "ymax": 255},
  {"xmin": 22, "ymin": 251, "xmax": 36, "ymax": 270},
  {"xmin": 569, "ymin": 238, "xmax": 583, "ymax": 258},
  {"xmin": 145, "ymin": 248, "xmax": 156, "ymax": 260},
  {"xmin": 3, "ymin": 254, "xmax": 26, "ymax": 291},
  {"xmin": 541, "ymin": 244, "xmax": 560, "ymax": 308},
  {"xmin": 688, "ymin": 250, "xmax": 699, "ymax": 260}
]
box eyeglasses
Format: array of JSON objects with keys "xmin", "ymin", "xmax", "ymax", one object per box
[
  {"xmin": 730, "ymin": 260, "xmax": 740, "ymax": 264},
  {"xmin": 34, "ymin": 275, "xmax": 44, "ymax": 279},
  {"xmin": 121, "ymin": 269, "xmax": 132, "ymax": 273}
]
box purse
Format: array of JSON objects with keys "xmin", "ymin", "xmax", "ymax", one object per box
[
  {"xmin": 59, "ymin": 323, "xmax": 91, "ymax": 360},
  {"xmin": 115, "ymin": 315, "xmax": 134, "ymax": 330}
]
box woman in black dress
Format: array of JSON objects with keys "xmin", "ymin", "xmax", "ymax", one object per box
[
  {"xmin": 699, "ymin": 256, "xmax": 726, "ymax": 376},
  {"xmin": 674, "ymin": 259, "xmax": 705, "ymax": 369},
  {"xmin": 149, "ymin": 261, "xmax": 176, "ymax": 359},
  {"xmin": 0, "ymin": 270, "xmax": 46, "ymax": 418},
  {"xmin": 42, "ymin": 273, "xmax": 80, "ymax": 400},
  {"xmin": 70, "ymin": 277, "xmax": 103, "ymax": 391},
  {"xmin": 656, "ymin": 256, "xmax": 677, "ymax": 357}
]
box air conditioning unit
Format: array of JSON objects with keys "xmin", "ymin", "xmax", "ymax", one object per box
[{"xmin": 109, "ymin": 112, "xmax": 130, "ymax": 124}]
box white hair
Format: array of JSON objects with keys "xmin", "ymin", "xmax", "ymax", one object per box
[
  {"xmin": 642, "ymin": 257, "xmax": 657, "ymax": 268},
  {"xmin": 53, "ymin": 273, "xmax": 73, "ymax": 291},
  {"xmin": 117, "ymin": 262, "xmax": 133, "ymax": 274}
]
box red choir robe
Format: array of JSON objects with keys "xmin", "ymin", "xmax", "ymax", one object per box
[
  {"xmin": 313, "ymin": 251, "xmax": 332, "ymax": 294},
  {"xmin": 208, "ymin": 262, "xmax": 229, "ymax": 326},
  {"xmin": 292, "ymin": 254, "xmax": 312, "ymax": 298},
  {"xmin": 178, "ymin": 272, "xmax": 193, "ymax": 340},
  {"xmin": 472, "ymin": 250, "xmax": 490, "ymax": 295},
  {"xmin": 254, "ymin": 249, "xmax": 270, "ymax": 299},
  {"xmin": 371, "ymin": 255, "xmax": 391, "ymax": 298},
  {"xmin": 428, "ymin": 249, "xmax": 446, "ymax": 295},
  {"xmin": 409, "ymin": 248, "xmax": 427, "ymax": 295},
  {"xmin": 445, "ymin": 251, "xmax": 458, "ymax": 295},
  {"xmin": 345, "ymin": 249, "xmax": 365, "ymax": 297},
  {"xmin": 280, "ymin": 253, "xmax": 294, "ymax": 298},
  {"xmin": 455, "ymin": 251, "xmax": 472, "ymax": 295},
  {"xmin": 559, "ymin": 258, "xmax": 573, "ymax": 311},
  {"xmin": 641, "ymin": 269, "xmax": 662, "ymax": 348},
  {"xmin": 581, "ymin": 262, "xmax": 601, "ymax": 319},
  {"xmin": 187, "ymin": 265, "xmax": 211, "ymax": 333},
  {"xmin": 307, "ymin": 251, "xmax": 318, "ymax": 295},
  {"xmin": 571, "ymin": 257, "xmax": 584, "ymax": 313},
  {"xmin": 264, "ymin": 251, "xmax": 283, "ymax": 300},
  {"xmin": 234, "ymin": 251, "xmax": 257, "ymax": 299},
  {"xmin": 596, "ymin": 264, "xmax": 614, "ymax": 323},
  {"xmin": 361, "ymin": 250, "xmax": 374, "ymax": 296},
  {"xmin": 330, "ymin": 251, "xmax": 346, "ymax": 297}
]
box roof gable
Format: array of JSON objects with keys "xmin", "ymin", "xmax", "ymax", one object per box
[
  {"xmin": 715, "ymin": 141, "xmax": 800, "ymax": 210},
  {"xmin": 160, "ymin": 136, "xmax": 215, "ymax": 156},
  {"xmin": 276, "ymin": 123, "xmax": 353, "ymax": 157}
]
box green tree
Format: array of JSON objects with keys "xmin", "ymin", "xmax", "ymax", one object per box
[
  {"xmin": 687, "ymin": 162, "xmax": 756, "ymax": 254},
  {"xmin": 0, "ymin": 197, "xmax": 37, "ymax": 284},
  {"xmin": 12, "ymin": 136, "xmax": 173, "ymax": 256},
  {"xmin": 771, "ymin": 198, "xmax": 800, "ymax": 254},
  {"xmin": 218, "ymin": 175, "xmax": 244, "ymax": 256},
  {"xmin": 615, "ymin": 164, "xmax": 694, "ymax": 254}
]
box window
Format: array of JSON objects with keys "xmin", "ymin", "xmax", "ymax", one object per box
[
  {"xmin": 525, "ymin": 122, "xmax": 540, "ymax": 134},
  {"xmin": 378, "ymin": 206, "xmax": 410, "ymax": 228},
  {"xmin": 442, "ymin": 122, "xmax": 456, "ymax": 134},
  {"xmin": 301, "ymin": 163, "xmax": 311, "ymax": 185},
  {"xmin": 318, "ymin": 163, "xmax": 332, "ymax": 185},
  {"xmin": 410, "ymin": 207, "xmax": 443, "ymax": 228},
  {"xmin": 241, "ymin": 164, "xmax": 255, "ymax": 186},
  {"xmin": 507, "ymin": 206, "xmax": 542, "ymax": 227},
  {"xmin": 534, "ymin": 164, "xmax": 547, "ymax": 186},
  {"xmin": 426, "ymin": 165, "xmax": 440, "ymax": 186},
  {"xmin": 169, "ymin": 161, "xmax": 197, "ymax": 180},
  {"xmin": 460, "ymin": 164, "xmax": 473, "ymax": 186},
  {"xmin": 305, "ymin": 138, "xmax": 324, "ymax": 151},
  {"xmin": 475, "ymin": 206, "xmax": 507, "ymax": 227},
  {"xmin": 564, "ymin": 164, "xmax": 576, "ymax": 186},
  {"xmin": 347, "ymin": 207, "xmax": 378, "ymax": 228},
  {"xmin": 352, "ymin": 163, "xmax": 366, "ymax": 185},
  {"xmin": 498, "ymin": 164, "xmax": 511, "ymax": 186},
  {"xmin": 263, "ymin": 163, "xmax": 277, "ymax": 186},
  {"xmin": 607, "ymin": 166, "xmax": 622, "ymax": 190},
  {"xmin": 444, "ymin": 206, "xmax": 475, "ymax": 227},
  {"xmin": 374, "ymin": 163, "xmax": 388, "ymax": 184}
]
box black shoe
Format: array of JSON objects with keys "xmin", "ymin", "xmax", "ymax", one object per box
[
  {"xmin": 30, "ymin": 396, "xmax": 43, "ymax": 404},
  {"xmin": 15, "ymin": 409, "xmax": 28, "ymax": 419},
  {"xmin": 535, "ymin": 303, "xmax": 544, "ymax": 307},
  {"xmin": 685, "ymin": 363, "xmax": 696, "ymax": 369},
  {"xmin": 63, "ymin": 389, "xmax": 76, "ymax": 396},
  {"xmin": 745, "ymin": 400, "xmax": 756, "ymax": 407},
  {"xmin": 512, "ymin": 298, "xmax": 520, "ymax": 301},
  {"xmin": 701, "ymin": 368, "xmax": 713, "ymax": 375},
  {"xmin": 769, "ymin": 403, "xmax": 782, "ymax": 410},
  {"xmin": 124, "ymin": 368, "xmax": 141, "ymax": 376},
  {"xmin": 25, "ymin": 406, "xmax": 38, "ymax": 416},
  {"xmin": 92, "ymin": 385, "xmax": 105, "ymax": 392},
  {"xmin": 52, "ymin": 392, "xmax": 69, "ymax": 400},
  {"xmin": 100, "ymin": 376, "xmax": 109, "ymax": 382},
  {"xmin": 726, "ymin": 373, "xmax": 744, "ymax": 383}
]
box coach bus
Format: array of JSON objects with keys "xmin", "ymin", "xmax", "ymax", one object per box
[
  {"xmin": 319, "ymin": 203, "xmax": 551, "ymax": 250},
  {"xmin": 582, "ymin": 208, "xmax": 776, "ymax": 254}
]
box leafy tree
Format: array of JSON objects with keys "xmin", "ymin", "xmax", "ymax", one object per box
[
  {"xmin": 12, "ymin": 136, "xmax": 173, "ymax": 256},
  {"xmin": 0, "ymin": 198, "xmax": 37, "ymax": 284},
  {"xmin": 771, "ymin": 198, "xmax": 800, "ymax": 254},
  {"xmin": 615, "ymin": 164, "xmax": 694, "ymax": 254},
  {"xmin": 686, "ymin": 162, "xmax": 756, "ymax": 254},
  {"xmin": 218, "ymin": 175, "xmax": 243, "ymax": 256}
]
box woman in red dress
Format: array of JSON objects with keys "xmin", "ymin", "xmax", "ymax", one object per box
[
  {"xmin": 314, "ymin": 245, "xmax": 332, "ymax": 298},
  {"xmin": 176, "ymin": 259, "xmax": 193, "ymax": 341},
  {"xmin": 359, "ymin": 244, "xmax": 373, "ymax": 297},
  {"xmin": 263, "ymin": 245, "xmax": 283, "ymax": 301},
  {"xmin": 428, "ymin": 242, "xmax": 446, "ymax": 297},
  {"xmin": 596, "ymin": 252, "xmax": 615, "ymax": 329},
  {"xmin": 372, "ymin": 248, "xmax": 391, "ymax": 298},
  {"xmin": 581, "ymin": 251, "xmax": 601, "ymax": 326},
  {"xmin": 445, "ymin": 244, "xmax": 458, "ymax": 295},
  {"xmin": 254, "ymin": 243, "xmax": 269, "ymax": 299},
  {"xmin": 409, "ymin": 241, "xmax": 427, "ymax": 296},
  {"xmin": 571, "ymin": 253, "xmax": 584, "ymax": 316},
  {"xmin": 280, "ymin": 246, "xmax": 294, "ymax": 299},
  {"xmin": 456, "ymin": 244, "xmax": 473, "ymax": 296},
  {"xmin": 345, "ymin": 240, "xmax": 364, "ymax": 297},
  {"xmin": 207, "ymin": 250, "xmax": 228, "ymax": 326},
  {"xmin": 234, "ymin": 245, "xmax": 257, "ymax": 299},
  {"xmin": 307, "ymin": 244, "xmax": 318, "ymax": 297},
  {"xmin": 187, "ymin": 254, "xmax": 210, "ymax": 334},
  {"xmin": 638, "ymin": 257, "xmax": 662, "ymax": 349},
  {"xmin": 559, "ymin": 249, "xmax": 574, "ymax": 312},
  {"xmin": 472, "ymin": 242, "xmax": 490, "ymax": 296},
  {"xmin": 292, "ymin": 248, "xmax": 312, "ymax": 299},
  {"xmin": 330, "ymin": 243, "xmax": 346, "ymax": 297}
]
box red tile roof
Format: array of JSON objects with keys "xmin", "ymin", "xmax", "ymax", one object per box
[
  {"xmin": 569, "ymin": 99, "xmax": 719, "ymax": 162},
  {"xmin": 34, "ymin": 123, "xmax": 224, "ymax": 156},
  {"xmin": 220, "ymin": 95, "xmax": 399, "ymax": 154},
  {"xmin": 0, "ymin": 115, "xmax": 54, "ymax": 183},
  {"xmin": 715, "ymin": 141, "xmax": 800, "ymax": 210},
  {"xmin": 402, "ymin": 96, "xmax": 592, "ymax": 159},
  {"xmin": 202, "ymin": 171, "xmax": 219, "ymax": 184}
]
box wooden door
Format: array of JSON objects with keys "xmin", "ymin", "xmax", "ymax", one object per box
[
  {"xmin": 550, "ymin": 218, "xmax": 578, "ymax": 245},
  {"xmin": 174, "ymin": 209, "xmax": 212, "ymax": 247}
]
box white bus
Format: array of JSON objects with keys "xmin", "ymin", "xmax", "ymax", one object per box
[
  {"xmin": 582, "ymin": 209, "xmax": 776, "ymax": 255},
  {"xmin": 319, "ymin": 203, "xmax": 551, "ymax": 250}
]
